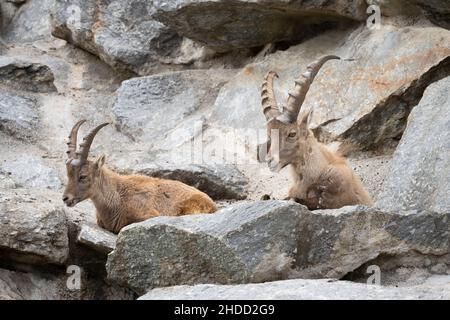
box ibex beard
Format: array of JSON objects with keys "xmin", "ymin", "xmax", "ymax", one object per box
[
  {"xmin": 259, "ymin": 55, "xmax": 373, "ymax": 210},
  {"xmin": 63, "ymin": 120, "xmax": 217, "ymax": 234}
]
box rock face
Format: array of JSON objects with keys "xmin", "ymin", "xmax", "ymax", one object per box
[
  {"xmin": 0, "ymin": 172, "xmax": 16, "ymax": 189},
  {"xmin": 0, "ymin": 57, "xmax": 56, "ymax": 92},
  {"xmin": 0, "ymin": 90, "xmax": 40, "ymax": 141},
  {"xmin": 140, "ymin": 277, "xmax": 450, "ymax": 300},
  {"xmin": 0, "ymin": 0, "xmax": 22, "ymax": 32},
  {"xmin": 50, "ymin": 0, "xmax": 201, "ymax": 75},
  {"xmin": 112, "ymin": 70, "xmax": 231, "ymax": 143},
  {"xmin": 106, "ymin": 201, "xmax": 449, "ymax": 294},
  {"xmin": 0, "ymin": 155, "xmax": 62, "ymax": 189},
  {"xmin": 153, "ymin": 0, "xmax": 365, "ymax": 52},
  {"xmin": 209, "ymin": 25, "xmax": 450, "ymax": 151},
  {"xmin": 376, "ymin": 76, "xmax": 450, "ymax": 214},
  {"xmin": 0, "ymin": 189, "xmax": 69, "ymax": 266},
  {"xmin": 134, "ymin": 162, "xmax": 249, "ymax": 200},
  {"xmin": 413, "ymin": 0, "xmax": 450, "ymax": 29},
  {"xmin": 2, "ymin": 0, "xmax": 450, "ymax": 302},
  {"xmin": 0, "ymin": 268, "xmax": 62, "ymax": 300},
  {"xmin": 0, "ymin": 266, "xmax": 134, "ymax": 300},
  {"xmin": 3, "ymin": 0, "xmax": 54, "ymax": 43}
]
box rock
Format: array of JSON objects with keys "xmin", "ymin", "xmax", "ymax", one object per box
[
  {"xmin": 0, "ymin": 189, "xmax": 69, "ymax": 265},
  {"xmin": 0, "ymin": 268, "xmax": 62, "ymax": 300},
  {"xmin": 3, "ymin": 0, "xmax": 54, "ymax": 43},
  {"xmin": 107, "ymin": 200, "xmax": 303, "ymax": 294},
  {"xmin": 0, "ymin": 57, "xmax": 57, "ymax": 93},
  {"xmin": 50, "ymin": 0, "xmax": 202, "ymax": 75},
  {"xmin": 208, "ymin": 24, "xmax": 450, "ymax": 151},
  {"xmin": 0, "ymin": 0, "xmax": 21, "ymax": 31},
  {"xmin": 77, "ymin": 224, "xmax": 117, "ymax": 255},
  {"xmin": 152, "ymin": 0, "xmax": 365, "ymax": 52},
  {"xmin": 292, "ymin": 206, "xmax": 450, "ymax": 280},
  {"xmin": 413, "ymin": 0, "xmax": 450, "ymax": 29},
  {"xmin": 0, "ymin": 172, "xmax": 15, "ymax": 189},
  {"xmin": 0, "ymin": 267, "xmax": 135, "ymax": 300},
  {"xmin": 140, "ymin": 278, "xmax": 450, "ymax": 300},
  {"xmin": 134, "ymin": 162, "xmax": 249, "ymax": 200},
  {"xmin": 0, "ymin": 155, "xmax": 62, "ymax": 189},
  {"xmin": 106, "ymin": 201, "xmax": 449, "ymax": 294},
  {"xmin": 376, "ymin": 76, "xmax": 450, "ymax": 214},
  {"xmin": 112, "ymin": 70, "xmax": 232, "ymax": 143},
  {"xmin": 0, "ymin": 89, "xmax": 40, "ymax": 141}
]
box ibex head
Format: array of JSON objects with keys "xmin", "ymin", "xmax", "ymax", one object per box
[
  {"xmin": 258, "ymin": 55, "xmax": 340, "ymax": 172},
  {"xmin": 62, "ymin": 120, "xmax": 110, "ymax": 207}
]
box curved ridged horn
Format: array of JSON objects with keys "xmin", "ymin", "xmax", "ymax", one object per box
[
  {"xmin": 66, "ymin": 119, "xmax": 86, "ymax": 159},
  {"xmin": 261, "ymin": 71, "xmax": 280, "ymax": 121},
  {"xmin": 283, "ymin": 55, "xmax": 340, "ymax": 123},
  {"xmin": 77, "ymin": 122, "xmax": 110, "ymax": 163}
]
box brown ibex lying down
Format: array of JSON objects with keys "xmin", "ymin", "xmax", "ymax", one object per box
[
  {"xmin": 258, "ymin": 55, "xmax": 373, "ymax": 210},
  {"xmin": 63, "ymin": 120, "xmax": 217, "ymax": 233}
]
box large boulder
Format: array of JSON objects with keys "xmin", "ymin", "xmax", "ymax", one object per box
[
  {"xmin": 208, "ymin": 24, "xmax": 450, "ymax": 151},
  {"xmin": 376, "ymin": 76, "xmax": 450, "ymax": 214},
  {"xmin": 50, "ymin": 0, "xmax": 207, "ymax": 75},
  {"xmin": 112, "ymin": 69, "xmax": 232, "ymax": 143},
  {"xmin": 140, "ymin": 277, "xmax": 450, "ymax": 300},
  {"xmin": 0, "ymin": 57, "xmax": 56, "ymax": 93},
  {"xmin": 0, "ymin": 155, "xmax": 62, "ymax": 190},
  {"xmin": 0, "ymin": 189, "xmax": 69, "ymax": 266},
  {"xmin": 106, "ymin": 201, "xmax": 449, "ymax": 294},
  {"xmin": 0, "ymin": 89, "xmax": 40, "ymax": 141},
  {"xmin": 152, "ymin": 0, "xmax": 366, "ymax": 52},
  {"xmin": 3, "ymin": 0, "xmax": 54, "ymax": 43},
  {"xmin": 133, "ymin": 162, "xmax": 249, "ymax": 200}
]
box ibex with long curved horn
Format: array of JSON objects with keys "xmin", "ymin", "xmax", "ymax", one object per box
[
  {"xmin": 258, "ymin": 55, "xmax": 373, "ymax": 210},
  {"xmin": 63, "ymin": 120, "xmax": 217, "ymax": 233}
]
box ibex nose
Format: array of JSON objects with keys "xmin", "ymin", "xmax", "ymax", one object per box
[{"xmin": 62, "ymin": 195, "xmax": 75, "ymax": 207}]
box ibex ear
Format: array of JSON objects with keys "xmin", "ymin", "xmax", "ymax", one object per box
[
  {"xmin": 94, "ymin": 154, "xmax": 106, "ymax": 170},
  {"xmin": 298, "ymin": 109, "xmax": 313, "ymax": 128}
]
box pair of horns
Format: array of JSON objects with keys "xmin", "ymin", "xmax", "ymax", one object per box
[
  {"xmin": 261, "ymin": 55, "xmax": 340, "ymax": 123},
  {"xmin": 66, "ymin": 120, "xmax": 110, "ymax": 165}
]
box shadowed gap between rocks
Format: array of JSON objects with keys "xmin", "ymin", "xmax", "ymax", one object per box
[
  {"xmin": 342, "ymin": 251, "xmax": 450, "ymax": 286},
  {"xmin": 0, "ymin": 221, "xmax": 135, "ymax": 300}
]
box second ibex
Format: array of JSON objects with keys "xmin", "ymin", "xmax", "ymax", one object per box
[{"xmin": 259, "ymin": 55, "xmax": 373, "ymax": 210}]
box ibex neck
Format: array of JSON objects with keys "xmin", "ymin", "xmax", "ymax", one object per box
[
  {"xmin": 90, "ymin": 167, "xmax": 121, "ymax": 218},
  {"xmin": 292, "ymin": 137, "xmax": 333, "ymax": 178}
]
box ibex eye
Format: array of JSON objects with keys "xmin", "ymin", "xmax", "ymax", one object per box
[{"xmin": 288, "ymin": 132, "xmax": 296, "ymax": 138}]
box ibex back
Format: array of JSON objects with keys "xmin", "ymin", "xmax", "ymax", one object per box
[
  {"xmin": 258, "ymin": 55, "xmax": 373, "ymax": 210},
  {"xmin": 63, "ymin": 120, "xmax": 217, "ymax": 233}
]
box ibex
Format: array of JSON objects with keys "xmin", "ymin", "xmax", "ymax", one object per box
[
  {"xmin": 258, "ymin": 55, "xmax": 373, "ymax": 210},
  {"xmin": 63, "ymin": 120, "xmax": 217, "ymax": 233}
]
